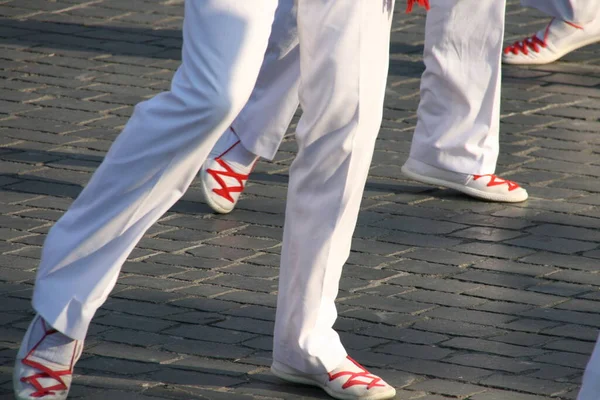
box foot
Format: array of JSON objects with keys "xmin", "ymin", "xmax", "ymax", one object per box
[
  {"xmin": 13, "ymin": 314, "xmax": 83, "ymax": 400},
  {"xmin": 200, "ymin": 127, "xmax": 259, "ymax": 214},
  {"xmin": 271, "ymin": 356, "xmax": 396, "ymax": 400},
  {"xmin": 401, "ymin": 158, "xmax": 528, "ymax": 203},
  {"xmin": 503, "ymin": 17, "xmax": 600, "ymax": 65}
]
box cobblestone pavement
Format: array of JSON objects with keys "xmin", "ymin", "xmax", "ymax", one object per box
[{"xmin": 0, "ymin": 1, "xmax": 600, "ymax": 399}]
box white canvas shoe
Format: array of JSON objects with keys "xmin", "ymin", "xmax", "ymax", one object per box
[
  {"xmin": 401, "ymin": 158, "xmax": 528, "ymax": 203},
  {"xmin": 271, "ymin": 356, "xmax": 396, "ymax": 400},
  {"xmin": 200, "ymin": 127, "xmax": 258, "ymax": 214},
  {"xmin": 13, "ymin": 315, "xmax": 83, "ymax": 400},
  {"xmin": 503, "ymin": 17, "xmax": 600, "ymax": 65}
]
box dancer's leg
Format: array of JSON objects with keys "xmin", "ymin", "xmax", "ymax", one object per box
[
  {"xmin": 578, "ymin": 334, "xmax": 600, "ymax": 400},
  {"xmin": 409, "ymin": 0, "xmax": 505, "ymax": 175},
  {"xmin": 31, "ymin": 0, "xmax": 277, "ymax": 342},
  {"xmin": 504, "ymin": 0, "xmax": 600, "ymax": 64},
  {"xmin": 199, "ymin": 0, "xmax": 301, "ymax": 214},
  {"xmin": 521, "ymin": 0, "xmax": 600, "ymax": 25},
  {"xmin": 274, "ymin": 0, "xmax": 394, "ymax": 374},
  {"xmin": 232, "ymin": 0, "xmax": 300, "ymax": 161}
]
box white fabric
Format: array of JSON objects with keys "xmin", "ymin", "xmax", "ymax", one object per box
[
  {"xmin": 409, "ymin": 0, "xmax": 506, "ymax": 175},
  {"xmin": 231, "ymin": 0, "xmax": 300, "ymax": 160},
  {"xmin": 32, "ymin": 0, "xmax": 393, "ymax": 375},
  {"xmin": 503, "ymin": 17, "xmax": 600, "ymax": 65},
  {"xmin": 14, "ymin": 315, "xmax": 83, "ymax": 400},
  {"xmin": 271, "ymin": 356, "xmax": 396, "ymax": 400},
  {"xmin": 522, "ymin": 0, "xmax": 600, "ymax": 25},
  {"xmin": 578, "ymin": 334, "xmax": 600, "ymax": 400}
]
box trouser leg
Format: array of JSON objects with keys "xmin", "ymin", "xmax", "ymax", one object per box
[
  {"xmin": 273, "ymin": 0, "xmax": 394, "ymax": 374},
  {"xmin": 231, "ymin": 0, "xmax": 301, "ymax": 160},
  {"xmin": 32, "ymin": 0, "xmax": 277, "ymax": 340},
  {"xmin": 521, "ymin": 0, "xmax": 600, "ymax": 25},
  {"xmin": 408, "ymin": 0, "xmax": 506, "ymax": 175},
  {"xmin": 577, "ymin": 334, "xmax": 600, "ymax": 400}
]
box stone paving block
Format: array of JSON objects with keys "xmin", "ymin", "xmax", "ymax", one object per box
[
  {"xmin": 479, "ymin": 373, "xmax": 574, "ymax": 396},
  {"xmin": 546, "ymin": 270, "xmax": 600, "ymax": 287},
  {"xmin": 455, "ymin": 269, "xmax": 542, "ymax": 290},
  {"xmin": 388, "ymin": 274, "xmax": 482, "ymax": 293},
  {"xmin": 468, "ymin": 286, "xmax": 565, "ymax": 306},
  {"xmin": 163, "ymin": 324, "xmax": 257, "ymax": 344},
  {"xmin": 533, "ymin": 351, "xmax": 591, "ymax": 370},
  {"xmin": 345, "ymin": 252, "xmax": 402, "ymax": 267},
  {"xmin": 341, "ymin": 294, "xmax": 435, "ymax": 314},
  {"xmin": 77, "ymin": 356, "xmax": 162, "ymax": 375},
  {"xmin": 360, "ymin": 326, "xmax": 449, "ymax": 345},
  {"xmin": 450, "ymin": 226, "xmax": 523, "ymax": 242},
  {"xmin": 117, "ymin": 275, "xmax": 189, "ymax": 291},
  {"xmin": 399, "ymin": 289, "xmax": 485, "ymax": 308},
  {"xmin": 94, "ymin": 313, "xmax": 178, "ymax": 333},
  {"xmin": 215, "ymin": 290, "xmax": 277, "ymax": 308},
  {"xmin": 442, "ymin": 337, "xmax": 547, "ymax": 358},
  {"xmin": 543, "ymin": 339, "xmax": 595, "ymax": 355},
  {"xmin": 542, "ymin": 324, "xmax": 599, "ymax": 342},
  {"xmin": 351, "ymin": 237, "xmax": 409, "ymax": 255},
  {"xmin": 111, "ymin": 288, "xmax": 185, "ymax": 304},
  {"xmin": 528, "ymin": 364, "xmax": 581, "ymax": 381},
  {"xmin": 452, "ymin": 242, "xmax": 536, "ymax": 259},
  {"xmin": 204, "ymin": 274, "xmax": 278, "ymax": 294},
  {"xmin": 489, "ymin": 331, "xmax": 553, "ymax": 347},
  {"xmin": 385, "ymin": 259, "xmax": 462, "ymax": 276},
  {"xmin": 407, "ymin": 378, "xmax": 488, "ymax": 397},
  {"xmin": 447, "ymin": 353, "xmax": 539, "ymax": 373},
  {"xmin": 424, "ymin": 307, "xmax": 517, "ymax": 326},
  {"xmin": 412, "ymin": 318, "xmax": 505, "ymax": 338},
  {"xmin": 338, "ymin": 308, "xmax": 420, "ymax": 327},
  {"xmin": 223, "ymin": 305, "xmax": 276, "ymax": 322},
  {"xmin": 373, "ymin": 215, "xmax": 467, "ymax": 234},
  {"xmin": 470, "ymin": 259, "xmax": 557, "ymax": 277},
  {"xmin": 186, "ymin": 244, "xmax": 257, "ymax": 261},
  {"xmin": 174, "ymin": 283, "xmax": 233, "ymax": 298},
  {"xmin": 161, "ymin": 338, "xmax": 254, "ymax": 360},
  {"xmin": 213, "ymin": 317, "xmax": 274, "ymax": 336},
  {"xmin": 470, "ymin": 390, "xmax": 557, "ymax": 400},
  {"xmin": 398, "ymin": 359, "xmax": 493, "ymax": 381},
  {"xmin": 99, "ymin": 328, "xmax": 178, "ymax": 348},
  {"xmin": 520, "ymin": 308, "xmax": 600, "ymax": 328},
  {"xmin": 376, "ymin": 342, "xmax": 453, "ymax": 361},
  {"xmin": 506, "ymin": 235, "xmax": 598, "ymax": 255},
  {"xmin": 169, "ymin": 297, "xmax": 241, "ymax": 313},
  {"xmin": 520, "ymin": 252, "xmax": 600, "ymax": 272},
  {"xmin": 145, "ymin": 253, "xmax": 230, "ymax": 269},
  {"xmin": 86, "ymin": 343, "xmax": 179, "ymax": 364}
]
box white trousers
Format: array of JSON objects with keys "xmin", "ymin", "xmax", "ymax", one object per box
[
  {"xmin": 32, "ymin": 0, "xmax": 393, "ymax": 374},
  {"xmin": 522, "ymin": 0, "xmax": 600, "ymax": 25},
  {"xmin": 232, "ymin": 0, "xmax": 506, "ymax": 175},
  {"xmin": 231, "ymin": 0, "xmax": 300, "ymax": 160},
  {"xmin": 578, "ymin": 334, "xmax": 600, "ymax": 400},
  {"xmin": 409, "ymin": 0, "xmax": 506, "ymax": 175}
]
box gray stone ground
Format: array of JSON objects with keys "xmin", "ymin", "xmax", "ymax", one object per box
[{"xmin": 0, "ymin": 0, "xmax": 599, "ymax": 399}]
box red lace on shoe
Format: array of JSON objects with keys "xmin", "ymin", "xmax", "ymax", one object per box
[
  {"xmin": 328, "ymin": 357, "xmax": 386, "ymax": 390},
  {"xmin": 20, "ymin": 320, "xmax": 77, "ymax": 398},
  {"xmin": 504, "ymin": 18, "xmax": 583, "ymax": 55},
  {"xmin": 206, "ymin": 140, "xmax": 252, "ymax": 203},
  {"xmin": 473, "ymin": 174, "xmax": 520, "ymax": 192},
  {"xmin": 406, "ymin": 0, "xmax": 430, "ymax": 13}
]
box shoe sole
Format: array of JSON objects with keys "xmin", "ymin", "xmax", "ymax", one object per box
[
  {"xmin": 401, "ymin": 165, "xmax": 528, "ymax": 203},
  {"xmin": 270, "ymin": 365, "xmax": 396, "ymax": 400},
  {"xmin": 200, "ymin": 166, "xmax": 235, "ymax": 214},
  {"xmin": 503, "ymin": 35, "xmax": 600, "ymax": 65}
]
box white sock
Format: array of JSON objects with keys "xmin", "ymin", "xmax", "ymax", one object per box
[{"xmin": 210, "ymin": 127, "xmax": 259, "ymax": 171}]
